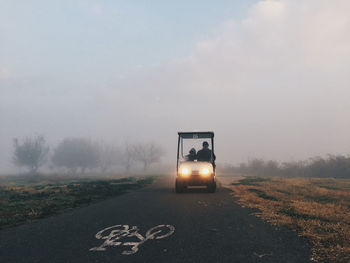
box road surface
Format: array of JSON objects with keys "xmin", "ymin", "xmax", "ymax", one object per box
[{"xmin": 0, "ymin": 176, "xmax": 311, "ymax": 263}]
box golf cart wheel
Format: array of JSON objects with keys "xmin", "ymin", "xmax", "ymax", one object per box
[
  {"xmin": 175, "ymin": 180, "xmax": 185, "ymax": 193},
  {"xmin": 207, "ymin": 181, "xmax": 216, "ymax": 193}
]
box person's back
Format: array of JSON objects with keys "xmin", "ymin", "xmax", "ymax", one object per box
[
  {"xmin": 186, "ymin": 148, "xmax": 197, "ymax": 161},
  {"xmin": 197, "ymin": 141, "xmax": 215, "ymax": 162},
  {"xmin": 197, "ymin": 148, "xmax": 212, "ymax": 162}
]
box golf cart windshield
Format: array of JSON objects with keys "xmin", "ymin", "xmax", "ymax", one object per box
[{"xmin": 177, "ymin": 132, "xmax": 215, "ymax": 164}]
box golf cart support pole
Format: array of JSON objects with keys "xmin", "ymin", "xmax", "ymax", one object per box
[{"xmin": 177, "ymin": 135, "xmax": 180, "ymax": 173}]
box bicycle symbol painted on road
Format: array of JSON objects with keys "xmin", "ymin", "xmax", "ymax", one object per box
[{"xmin": 90, "ymin": 224, "xmax": 175, "ymax": 255}]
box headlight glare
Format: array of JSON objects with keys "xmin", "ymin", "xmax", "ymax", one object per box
[
  {"xmin": 200, "ymin": 168, "xmax": 210, "ymax": 177},
  {"xmin": 181, "ymin": 167, "xmax": 191, "ymax": 177}
]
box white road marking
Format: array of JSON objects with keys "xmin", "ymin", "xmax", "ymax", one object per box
[{"xmin": 90, "ymin": 224, "xmax": 175, "ymax": 255}]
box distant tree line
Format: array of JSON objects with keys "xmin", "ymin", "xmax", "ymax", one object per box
[
  {"xmin": 12, "ymin": 135, "xmax": 164, "ymax": 175},
  {"xmin": 221, "ymin": 156, "xmax": 350, "ymax": 178}
]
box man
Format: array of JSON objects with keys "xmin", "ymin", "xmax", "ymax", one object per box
[{"xmin": 196, "ymin": 141, "xmax": 215, "ymax": 163}]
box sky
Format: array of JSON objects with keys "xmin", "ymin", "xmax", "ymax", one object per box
[{"xmin": 1, "ymin": 0, "xmax": 350, "ymax": 172}]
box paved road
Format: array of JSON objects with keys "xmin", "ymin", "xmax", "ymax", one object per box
[{"xmin": 0, "ymin": 176, "xmax": 311, "ymax": 263}]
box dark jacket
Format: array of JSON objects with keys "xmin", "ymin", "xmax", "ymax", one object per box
[
  {"xmin": 197, "ymin": 148, "xmax": 215, "ymax": 162},
  {"xmin": 186, "ymin": 153, "xmax": 197, "ymax": 161}
]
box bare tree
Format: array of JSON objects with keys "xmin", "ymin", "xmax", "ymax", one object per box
[
  {"xmin": 264, "ymin": 160, "xmax": 280, "ymax": 176},
  {"xmin": 247, "ymin": 158, "xmax": 265, "ymax": 176},
  {"xmin": 52, "ymin": 138, "xmax": 98, "ymax": 174},
  {"xmin": 12, "ymin": 135, "xmax": 49, "ymax": 174},
  {"xmin": 133, "ymin": 142, "xmax": 164, "ymax": 170},
  {"xmin": 96, "ymin": 142, "xmax": 121, "ymax": 174},
  {"xmin": 120, "ymin": 142, "xmax": 136, "ymax": 173}
]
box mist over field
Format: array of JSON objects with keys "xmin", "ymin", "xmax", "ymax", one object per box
[{"xmin": 1, "ymin": 0, "xmax": 350, "ymax": 173}]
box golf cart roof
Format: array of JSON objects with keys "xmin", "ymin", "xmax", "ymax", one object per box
[{"xmin": 178, "ymin": 131, "xmax": 214, "ymax": 139}]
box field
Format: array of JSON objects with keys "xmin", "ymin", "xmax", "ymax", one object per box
[
  {"xmin": 230, "ymin": 177, "xmax": 350, "ymax": 263},
  {"xmin": 0, "ymin": 175, "xmax": 155, "ymax": 229}
]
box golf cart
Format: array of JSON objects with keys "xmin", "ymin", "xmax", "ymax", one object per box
[{"xmin": 176, "ymin": 131, "xmax": 216, "ymax": 193}]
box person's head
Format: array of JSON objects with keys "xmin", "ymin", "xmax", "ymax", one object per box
[
  {"xmin": 202, "ymin": 141, "xmax": 209, "ymax": 149},
  {"xmin": 189, "ymin": 148, "xmax": 196, "ymax": 155}
]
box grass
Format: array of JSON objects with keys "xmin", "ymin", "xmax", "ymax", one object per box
[
  {"xmin": 230, "ymin": 177, "xmax": 350, "ymax": 263},
  {"xmin": 0, "ymin": 175, "xmax": 155, "ymax": 229},
  {"xmin": 232, "ymin": 177, "xmax": 270, "ymax": 186},
  {"xmin": 247, "ymin": 188, "xmax": 279, "ymax": 201}
]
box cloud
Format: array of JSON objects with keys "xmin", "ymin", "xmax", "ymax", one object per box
[
  {"xmin": 90, "ymin": 3, "xmax": 103, "ymax": 16},
  {"xmin": 103, "ymin": 0, "xmax": 350, "ymax": 162},
  {"xmin": 2, "ymin": 0, "xmax": 350, "ymax": 170},
  {"xmin": 0, "ymin": 68, "xmax": 11, "ymax": 80}
]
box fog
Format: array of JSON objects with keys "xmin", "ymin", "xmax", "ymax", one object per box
[{"xmin": 1, "ymin": 0, "xmax": 350, "ymax": 173}]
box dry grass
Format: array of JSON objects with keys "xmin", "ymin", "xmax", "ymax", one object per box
[{"xmin": 229, "ymin": 177, "xmax": 350, "ymax": 263}]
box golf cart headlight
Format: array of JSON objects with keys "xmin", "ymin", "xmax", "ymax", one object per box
[
  {"xmin": 181, "ymin": 168, "xmax": 191, "ymax": 177},
  {"xmin": 200, "ymin": 168, "xmax": 210, "ymax": 177}
]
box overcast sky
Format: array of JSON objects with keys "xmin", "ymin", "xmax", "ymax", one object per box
[{"xmin": 1, "ymin": 0, "xmax": 350, "ymax": 172}]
